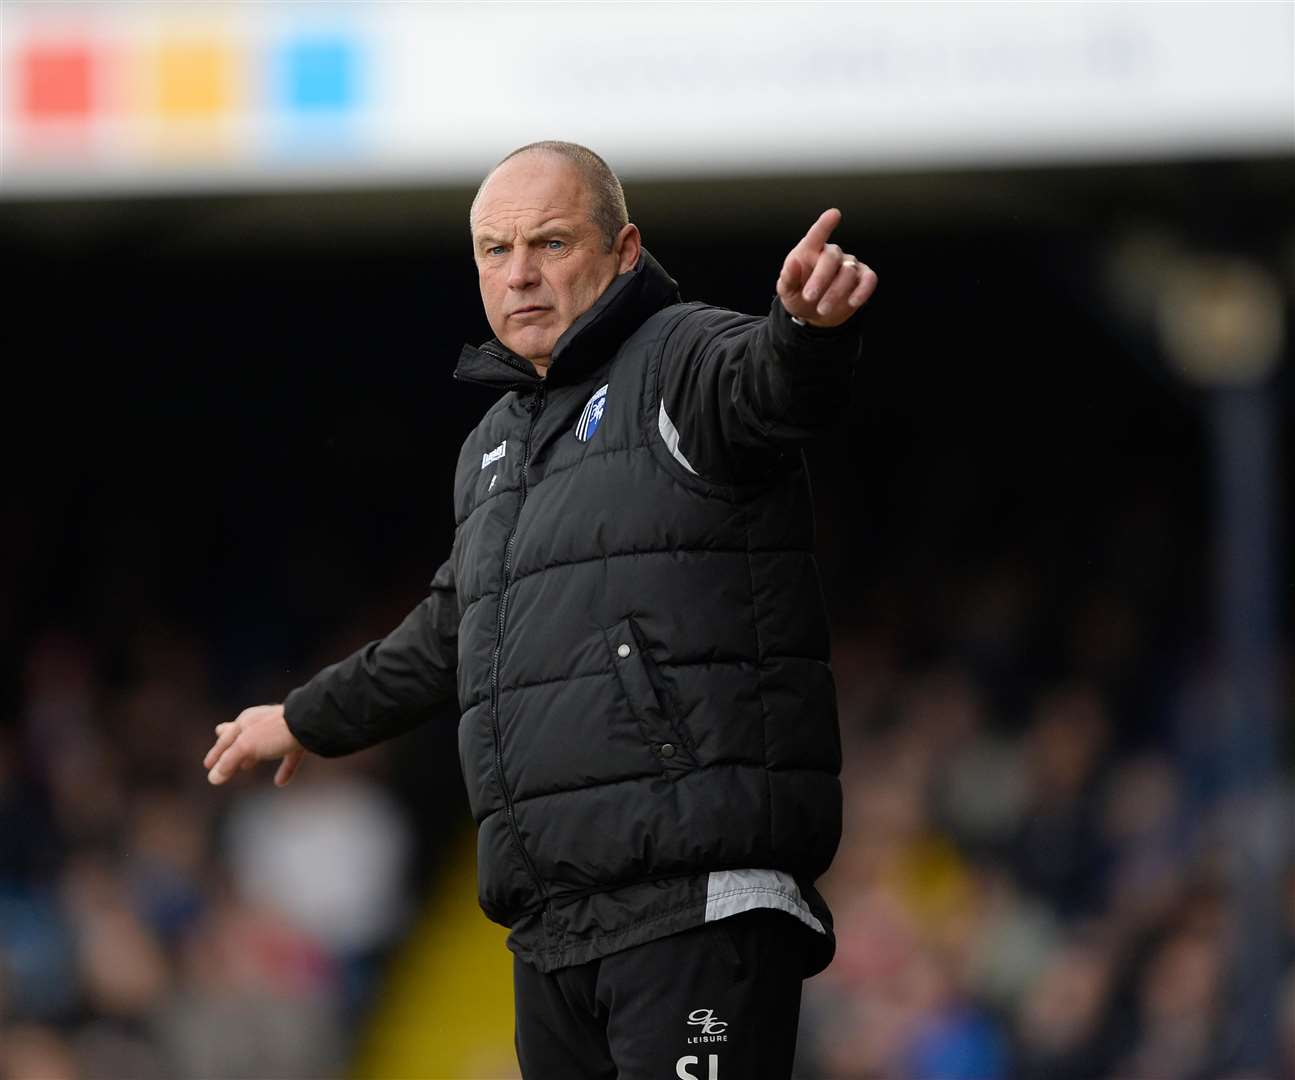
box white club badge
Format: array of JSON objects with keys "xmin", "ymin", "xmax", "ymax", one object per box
[{"xmin": 575, "ymin": 383, "xmax": 609, "ymax": 442}]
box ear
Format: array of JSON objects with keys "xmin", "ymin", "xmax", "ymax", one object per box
[{"xmin": 614, "ymin": 224, "xmax": 641, "ymax": 274}]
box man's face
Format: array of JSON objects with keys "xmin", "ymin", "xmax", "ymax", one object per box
[{"xmin": 471, "ymin": 153, "xmax": 635, "ymax": 373}]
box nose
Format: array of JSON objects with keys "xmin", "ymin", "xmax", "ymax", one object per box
[{"xmin": 506, "ymin": 245, "xmax": 541, "ymax": 290}]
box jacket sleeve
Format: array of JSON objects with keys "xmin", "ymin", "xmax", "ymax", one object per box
[
  {"xmin": 659, "ymin": 297, "xmax": 864, "ymax": 483},
  {"xmin": 282, "ymin": 555, "xmax": 460, "ymax": 757}
]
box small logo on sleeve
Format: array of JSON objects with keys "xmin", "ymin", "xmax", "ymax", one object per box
[
  {"xmin": 574, "ymin": 383, "xmax": 608, "ymax": 442},
  {"xmin": 481, "ymin": 441, "xmax": 506, "ymax": 469}
]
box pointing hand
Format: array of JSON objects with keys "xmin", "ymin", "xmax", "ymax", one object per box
[{"xmin": 776, "ymin": 209, "xmax": 877, "ymax": 328}]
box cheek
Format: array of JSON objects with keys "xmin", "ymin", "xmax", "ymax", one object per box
[
  {"xmin": 558, "ymin": 272, "xmax": 598, "ymax": 312},
  {"xmin": 479, "ymin": 277, "xmax": 505, "ymax": 318}
]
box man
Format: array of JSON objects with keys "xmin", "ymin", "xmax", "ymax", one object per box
[{"xmin": 204, "ymin": 141, "xmax": 876, "ymax": 1078}]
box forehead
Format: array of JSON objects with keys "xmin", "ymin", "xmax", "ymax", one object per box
[{"xmin": 472, "ymin": 153, "xmax": 592, "ymax": 235}]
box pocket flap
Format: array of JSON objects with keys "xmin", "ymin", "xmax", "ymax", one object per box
[{"xmin": 603, "ymin": 616, "xmax": 696, "ymax": 777}]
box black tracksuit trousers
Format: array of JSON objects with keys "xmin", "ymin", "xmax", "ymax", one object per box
[{"xmin": 512, "ymin": 909, "xmax": 812, "ymax": 1079}]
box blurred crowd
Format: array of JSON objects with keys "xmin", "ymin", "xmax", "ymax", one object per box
[
  {"xmin": 798, "ymin": 576, "xmax": 1295, "ymax": 1078},
  {"xmin": 1, "ymin": 533, "xmax": 1292, "ymax": 1080},
  {"xmin": 0, "ymin": 631, "xmax": 416, "ymax": 1080}
]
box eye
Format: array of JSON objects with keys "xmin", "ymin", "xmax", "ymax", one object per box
[
  {"xmin": 486, "ymin": 245, "xmax": 507, "ymax": 257},
  {"xmin": 545, "ymin": 239, "xmax": 565, "ymax": 251}
]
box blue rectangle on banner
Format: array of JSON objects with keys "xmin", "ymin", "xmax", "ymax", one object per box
[{"xmin": 277, "ymin": 34, "xmax": 360, "ymax": 113}]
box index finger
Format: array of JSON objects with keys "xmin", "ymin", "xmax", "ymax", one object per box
[
  {"xmin": 207, "ymin": 730, "xmax": 249, "ymax": 784},
  {"xmin": 799, "ymin": 208, "xmax": 842, "ymax": 255},
  {"xmin": 203, "ymin": 724, "xmax": 239, "ymax": 770}
]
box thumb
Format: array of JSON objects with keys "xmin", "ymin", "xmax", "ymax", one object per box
[{"xmin": 274, "ymin": 747, "xmax": 305, "ymax": 787}]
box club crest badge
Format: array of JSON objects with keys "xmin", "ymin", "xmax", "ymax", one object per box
[{"xmin": 575, "ymin": 383, "xmax": 609, "ymax": 442}]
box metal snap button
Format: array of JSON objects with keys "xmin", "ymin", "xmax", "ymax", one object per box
[
  {"xmin": 659, "ymin": 742, "xmax": 676, "ymax": 758},
  {"xmin": 616, "ymin": 643, "xmax": 631, "ymax": 658}
]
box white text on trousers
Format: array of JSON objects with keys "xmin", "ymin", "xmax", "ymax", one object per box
[{"xmin": 675, "ymin": 1054, "xmax": 720, "ymax": 1080}]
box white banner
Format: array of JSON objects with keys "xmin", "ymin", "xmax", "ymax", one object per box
[{"xmin": 1, "ymin": 1, "xmax": 1291, "ymax": 198}]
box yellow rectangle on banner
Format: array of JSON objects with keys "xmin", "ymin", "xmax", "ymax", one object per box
[{"xmin": 154, "ymin": 38, "xmax": 234, "ymax": 120}]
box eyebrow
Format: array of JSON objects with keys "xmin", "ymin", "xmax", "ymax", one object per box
[{"xmin": 475, "ymin": 219, "xmax": 578, "ymax": 246}]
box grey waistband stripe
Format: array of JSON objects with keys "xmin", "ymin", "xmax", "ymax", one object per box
[
  {"xmin": 704, "ymin": 868, "xmax": 826, "ymax": 935},
  {"xmin": 658, "ymin": 399, "xmax": 698, "ymax": 475}
]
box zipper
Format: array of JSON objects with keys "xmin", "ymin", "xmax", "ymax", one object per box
[{"xmin": 488, "ymin": 385, "xmax": 549, "ymax": 906}]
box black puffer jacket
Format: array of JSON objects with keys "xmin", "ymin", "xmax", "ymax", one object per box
[{"xmin": 285, "ymin": 251, "xmax": 862, "ymax": 973}]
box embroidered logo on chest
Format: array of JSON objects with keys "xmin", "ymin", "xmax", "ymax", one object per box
[{"xmin": 574, "ymin": 383, "xmax": 608, "ymax": 443}]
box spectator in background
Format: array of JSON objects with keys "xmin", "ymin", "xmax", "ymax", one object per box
[{"xmin": 1010, "ymin": 685, "xmax": 1112, "ymax": 919}]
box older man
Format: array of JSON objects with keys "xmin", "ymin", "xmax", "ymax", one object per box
[{"xmin": 204, "ymin": 141, "xmax": 876, "ymax": 1078}]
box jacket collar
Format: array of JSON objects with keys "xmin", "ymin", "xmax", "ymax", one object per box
[{"xmin": 453, "ymin": 248, "xmax": 681, "ymax": 392}]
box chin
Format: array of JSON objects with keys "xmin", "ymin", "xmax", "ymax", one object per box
[{"xmin": 505, "ymin": 331, "xmax": 557, "ymax": 362}]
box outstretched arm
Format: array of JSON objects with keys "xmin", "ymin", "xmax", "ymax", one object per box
[
  {"xmin": 658, "ymin": 208, "xmax": 878, "ymax": 483},
  {"xmin": 204, "ymin": 555, "xmax": 460, "ymax": 785}
]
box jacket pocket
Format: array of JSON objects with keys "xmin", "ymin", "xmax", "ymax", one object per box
[{"xmin": 603, "ymin": 616, "xmax": 697, "ymax": 778}]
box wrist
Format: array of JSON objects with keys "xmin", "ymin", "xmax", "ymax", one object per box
[{"xmin": 777, "ymin": 298, "xmax": 858, "ymax": 336}]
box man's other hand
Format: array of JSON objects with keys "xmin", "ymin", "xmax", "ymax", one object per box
[
  {"xmin": 776, "ymin": 208, "xmax": 877, "ymax": 328},
  {"xmin": 204, "ymin": 704, "xmax": 306, "ymax": 787}
]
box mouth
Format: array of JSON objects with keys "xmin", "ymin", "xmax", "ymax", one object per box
[{"xmin": 509, "ymin": 306, "xmax": 550, "ymax": 318}]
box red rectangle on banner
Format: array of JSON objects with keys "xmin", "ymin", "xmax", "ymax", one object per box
[{"xmin": 22, "ymin": 44, "xmax": 95, "ymax": 121}]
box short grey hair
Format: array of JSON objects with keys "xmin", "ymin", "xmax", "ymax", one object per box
[{"xmin": 470, "ymin": 140, "xmax": 629, "ymax": 252}]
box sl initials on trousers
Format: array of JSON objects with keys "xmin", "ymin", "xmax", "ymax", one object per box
[{"xmin": 512, "ymin": 909, "xmax": 815, "ymax": 1079}]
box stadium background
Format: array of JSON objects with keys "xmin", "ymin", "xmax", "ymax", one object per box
[{"xmin": 1, "ymin": 3, "xmax": 1292, "ymax": 1077}]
